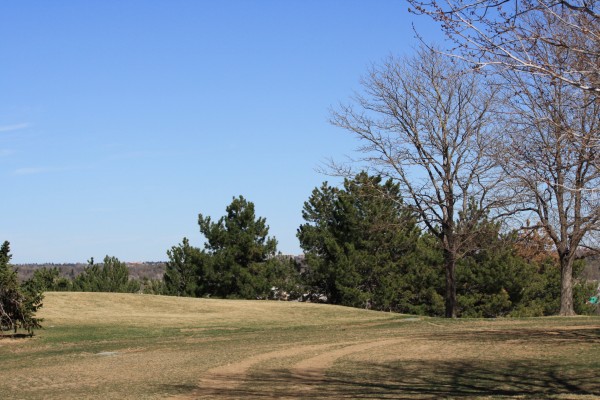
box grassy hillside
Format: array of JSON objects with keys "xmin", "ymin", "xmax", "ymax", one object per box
[{"xmin": 1, "ymin": 292, "xmax": 599, "ymax": 399}]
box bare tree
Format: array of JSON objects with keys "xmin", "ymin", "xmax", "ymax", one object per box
[
  {"xmin": 331, "ymin": 47, "xmax": 504, "ymax": 317},
  {"xmin": 497, "ymin": 39, "xmax": 600, "ymax": 315},
  {"xmin": 408, "ymin": 0, "xmax": 600, "ymax": 93}
]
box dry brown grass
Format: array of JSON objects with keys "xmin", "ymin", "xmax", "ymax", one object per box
[
  {"xmin": 38, "ymin": 291, "xmax": 398, "ymax": 328},
  {"xmin": 1, "ymin": 292, "xmax": 599, "ymax": 399}
]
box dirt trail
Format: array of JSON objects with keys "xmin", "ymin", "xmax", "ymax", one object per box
[
  {"xmin": 290, "ymin": 338, "xmax": 405, "ymax": 382},
  {"xmin": 202, "ymin": 343, "xmax": 336, "ymax": 384},
  {"xmin": 171, "ymin": 342, "xmax": 337, "ymax": 399},
  {"xmin": 172, "ymin": 338, "xmax": 407, "ymax": 399}
]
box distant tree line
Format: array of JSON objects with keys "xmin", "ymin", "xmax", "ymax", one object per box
[
  {"xmin": 13, "ymin": 262, "xmax": 165, "ymax": 283},
  {"xmin": 16, "ymin": 179, "xmax": 598, "ymax": 320},
  {"xmin": 25, "ymin": 256, "xmax": 142, "ymax": 294}
]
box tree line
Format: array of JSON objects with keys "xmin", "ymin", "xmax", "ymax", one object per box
[
  {"xmin": 27, "ymin": 183, "xmax": 598, "ymax": 317},
  {"xmin": 153, "ymin": 179, "xmax": 595, "ymax": 317},
  {"xmin": 3, "ymin": 171, "xmax": 598, "ymax": 336}
]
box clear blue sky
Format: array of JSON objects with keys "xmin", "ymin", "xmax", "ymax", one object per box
[{"xmin": 1, "ymin": 1, "xmax": 440, "ymax": 263}]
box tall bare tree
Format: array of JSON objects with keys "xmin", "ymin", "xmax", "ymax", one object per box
[
  {"xmin": 497, "ymin": 35, "xmax": 600, "ymax": 315},
  {"xmin": 331, "ymin": 47, "xmax": 503, "ymax": 317},
  {"xmin": 408, "ymin": 0, "xmax": 600, "ymax": 93}
]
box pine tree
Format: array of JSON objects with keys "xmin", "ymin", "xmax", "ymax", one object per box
[
  {"xmin": 298, "ymin": 173, "xmax": 437, "ymax": 312},
  {"xmin": 74, "ymin": 256, "xmax": 139, "ymax": 293},
  {"xmin": 0, "ymin": 241, "xmax": 42, "ymax": 335},
  {"xmin": 198, "ymin": 196, "xmax": 278, "ymax": 298},
  {"xmin": 164, "ymin": 237, "xmax": 206, "ymax": 297}
]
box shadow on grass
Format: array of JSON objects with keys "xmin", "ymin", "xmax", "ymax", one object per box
[
  {"xmin": 161, "ymin": 327, "xmax": 600, "ymax": 399},
  {"xmin": 162, "ymin": 358, "xmax": 599, "ymax": 399},
  {"xmin": 433, "ymin": 326, "xmax": 600, "ymax": 344},
  {"xmin": 0, "ymin": 332, "xmax": 33, "ymax": 339}
]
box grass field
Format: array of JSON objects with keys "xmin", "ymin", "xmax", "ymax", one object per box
[{"xmin": 1, "ymin": 292, "xmax": 599, "ymax": 399}]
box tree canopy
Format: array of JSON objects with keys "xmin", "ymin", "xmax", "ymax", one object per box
[
  {"xmin": 408, "ymin": 0, "xmax": 600, "ymax": 93},
  {"xmin": 198, "ymin": 195, "xmax": 280, "ymax": 298},
  {"xmin": 298, "ymin": 173, "xmax": 442, "ymax": 313},
  {"xmin": 330, "ymin": 46, "xmax": 505, "ymax": 317}
]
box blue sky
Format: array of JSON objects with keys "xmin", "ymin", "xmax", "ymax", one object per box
[{"xmin": 1, "ymin": 1, "xmax": 441, "ymax": 263}]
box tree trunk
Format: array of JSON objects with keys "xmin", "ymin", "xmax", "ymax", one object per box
[
  {"xmin": 559, "ymin": 254, "xmax": 576, "ymax": 316},
  {"xmin": 444, "ymin": 249, "xmax": 457, "ymax": 318}
]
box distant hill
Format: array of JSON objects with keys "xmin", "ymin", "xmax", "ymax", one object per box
[
  {"xmin": 13, "ymin": 256, "xmax": 306, "ymax": 284},
  {"xmin": 14, "ymin": 262, "xmax": 166, "ymax": 282}
]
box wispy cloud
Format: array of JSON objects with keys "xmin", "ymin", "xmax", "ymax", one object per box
[
  {"xmin": 13, "ymin": 165, "xmax": 85, "ymax": 176},
  {"xmin": 0, "ymin": 122, "xmax": 30, "ymax": 133},
  {"xmin": 13, "ymin": 166, "xmax": 65, "ymax": 176},
  {"xmin": 0, "ymin": 149, "xmax": 14, "ymax": 157}
]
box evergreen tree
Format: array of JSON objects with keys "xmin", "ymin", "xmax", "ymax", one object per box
[
  {"xmin": 198, "ymin": 196, "xmax": 278, "ymax": 298},
  {"xmin": 263, "ymin": 256, "xmax": 303, "ymax": 300},
  {"xmin": 74, "ymin": 256, "xmax": 140, "ymax": 293},
  {"xmin": 454, "ymin": 203, "xmax": 567, "ymax": 317},
  {"xmin": 298, "ymin": 173, "xmax": 436, "ymax": 312},
  {"xmin": 164, "ymin": 237, "xmax": 206, "ymax": 297},
  {"xmin": 25, "ymin": 267, "xmax": 73, "ymax": 292},
  {"xmin": 0, "ymin": 241, "xmax": 42, "ymax": 335},
  {"xmin": 102, "ymin": 256, "xmax": 139, "ymax": 292}
]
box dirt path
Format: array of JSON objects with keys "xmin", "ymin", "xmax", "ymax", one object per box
[
  {"xmin": 171, "ymin": 338, "xmax": 407, "ymax": 399},
  {"xmin": 290, "ymin": 338, "xmax": 404, "ymax": 379},
  {"xmin": 201, "ymin": 343, "xmax": 337, "ymax": 386},
  {"xmin": 171, "ymin": 342, "xmax": 337, "ymax": 399},
  {"xmin": 289, "ymin": 338, "xmax": 405, "ymax": 386}
]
